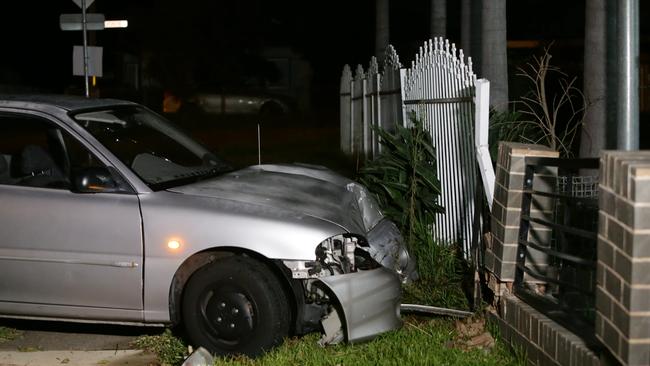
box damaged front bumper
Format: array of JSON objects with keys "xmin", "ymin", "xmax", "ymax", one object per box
[
  {"xmin": 282, "ymin": 225, "xmax": 408, "ymax": 345},
  {"xmin": 316, "ymin": 266, "xmax": 402, "ymax": 344}
]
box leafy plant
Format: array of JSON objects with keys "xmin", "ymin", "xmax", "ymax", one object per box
[
  {"xmin": 357, "ymin": 114, "xmax": 473, "ymax": 309},
  {"xmin": 358, "ymin": 113, "xmax": 444, "ymax": 245},
  {"xmin": 402, "ymin": 220, "xmax": 471, "ymax": 309},
  {"xmin": 131, "ymin": 328, "xmax": 188, "ymax": 366}
]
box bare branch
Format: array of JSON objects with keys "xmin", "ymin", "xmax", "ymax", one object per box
[{"xmin": 509, "ymin": 43, "xmax": 587, "ymax": 157}]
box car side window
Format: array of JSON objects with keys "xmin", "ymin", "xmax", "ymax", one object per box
[
  {"xmin": 0, "ymin": 114, "xmax": 69, "ymax": 188},
  {"xmin": 0, "ymin": 113, "xmax": 123, "ymax": 191},
  {"xmin": 60, "ymin": 133, "xmax": 105, "ymax": 177}
]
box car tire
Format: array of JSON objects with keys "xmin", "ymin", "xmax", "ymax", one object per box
[{"xmin": 181, "ymin": 255, "xmax": 290, "ymax": 357}]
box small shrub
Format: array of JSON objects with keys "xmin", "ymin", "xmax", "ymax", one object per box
[
  {"xmin": 131, "ymin": 328, "xmax": 188, "ymax": 366},
  {"xmin": 516, "ymin": 45, "xmax": 586, "ymax": 157},
  {"xmin": 492, "ymin": 44, "xmax": 587, "ymax": 158},
  {"xmin": 402, "ymin": 221, "xmax": 471, "ymax": 309}
]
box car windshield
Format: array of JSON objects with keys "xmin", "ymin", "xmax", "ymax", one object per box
[{"xmin": 72, "ymin": 106, "xmax": 231, "ymax": 189}]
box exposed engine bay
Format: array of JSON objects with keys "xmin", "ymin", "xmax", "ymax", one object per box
[{"xmin": 283, "ymin": 223, "xmax": 411, "ymax": 345}]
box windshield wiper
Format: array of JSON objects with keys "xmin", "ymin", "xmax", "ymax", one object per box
[{"xmin": 150, "ymin": 166, "xmax": 232, "ymax": 191}]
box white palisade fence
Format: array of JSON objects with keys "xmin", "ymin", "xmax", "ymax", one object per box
[
  {"xmin": 340, "ymin": 38, "xmax": 494, "ymax": 257},
  {"xmin": 340, "ymin": 45, "xmax": 403, "ymax": 157}
]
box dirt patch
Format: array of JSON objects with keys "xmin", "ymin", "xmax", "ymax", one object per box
[{"xmin": 451, "ymin": 316, "xmax": 496, "ymax": 351}]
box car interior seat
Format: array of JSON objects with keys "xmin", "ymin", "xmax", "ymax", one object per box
[
  {"xmin": 17, "ymin": 145, "xmax": 68, "ymax": 188},
  {"xmin": 0, "ymin": 154, "xmax": 12, "ymax": 184}
]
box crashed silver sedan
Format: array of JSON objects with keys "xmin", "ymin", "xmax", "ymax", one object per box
[{"xmin": 0, "ymin": 95, "xmax": 416, "ymax": 356}]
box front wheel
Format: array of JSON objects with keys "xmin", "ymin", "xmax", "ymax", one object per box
[{"xmin": 181, "ymin": 255, "xmax": 290, "ymax": 357}]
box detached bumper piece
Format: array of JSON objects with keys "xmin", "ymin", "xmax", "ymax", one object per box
[
  {"xmin": 182, "ymin": 347, "xmax": 213, "ymax": 366},
  {"xmin": 317, "ymin": 266, "xmax": 402, "ymax": 344}
]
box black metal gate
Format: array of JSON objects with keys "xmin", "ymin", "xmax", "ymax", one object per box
[{"xmin": 514, "ymin": 157, "xmax": 601, "ymax": 348}]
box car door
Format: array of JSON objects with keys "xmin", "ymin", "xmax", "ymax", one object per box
[{"xmin": 0, "ymin": 112, "xmax": 144, "ymax": 319}]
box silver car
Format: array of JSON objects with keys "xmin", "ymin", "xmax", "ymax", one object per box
[{"xmin": 0, "ymin": 95, "xmax": 415, "ymax": 357}]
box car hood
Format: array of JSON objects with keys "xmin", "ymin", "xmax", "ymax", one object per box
[{"xmin": 166, "ymin": 164, "xmax": 383, "ymax": 234}]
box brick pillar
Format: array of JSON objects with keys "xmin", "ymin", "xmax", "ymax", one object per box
[
  {"xmin": 485, "ymin": 142, "xmax": 559, "ymax": 296},
  {"xmin": 596, "ymin": 151, "xmax": 650, "ymax": 366}
]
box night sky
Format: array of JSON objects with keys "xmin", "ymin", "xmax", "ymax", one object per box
[{"xmin": 0, "ymin": 1, "xmax": 648, "ymax": 114}]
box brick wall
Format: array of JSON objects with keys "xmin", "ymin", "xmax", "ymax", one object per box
[
  {"xmin": 485, "ymin": 142, "xmax": 559, "ymax": 294},
  {"xmin": 485, "ymin": 142, "xmax": 602, "ymax": 366},
  {"xmin": 492, "ymin": 294, "xmax": 600, "ymax": 366},
  {"xmin": 596, "ymin": 151, "xmax": 650, "ymax": 366}
]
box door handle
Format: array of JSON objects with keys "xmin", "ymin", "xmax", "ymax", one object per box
[{"xmin": 112, "ymin": 261, "xmax": 139, "ymax": 268}]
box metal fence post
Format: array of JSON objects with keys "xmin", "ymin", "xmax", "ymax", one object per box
[{"xmin": 474, "ymin": 78, "xmax": 495, "ymax": 209}]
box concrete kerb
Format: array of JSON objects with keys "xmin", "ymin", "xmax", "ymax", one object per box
[{"xmin": 0, "ymin": 349, "xmax": 157, "ymax": 366}]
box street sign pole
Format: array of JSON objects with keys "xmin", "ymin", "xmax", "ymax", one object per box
[
  {"xmin": 81, "ymin": 0, "xmax": 89, "ymax": 98},
  {"xmin": 67, "ymin": 0, "xmax": 126, "ymax": 96}
]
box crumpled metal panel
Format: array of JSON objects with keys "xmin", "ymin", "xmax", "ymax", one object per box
[
  {"xmin": 366, "ymin": 220, "xmax": 418, "ymax": 283},
  {"xmin": 167, "ymin": 164, "xmax": 381, "ymax": 235},
  {"xmin": 317, "ymin": 267, "xmax": 402, "ymax": 343}
]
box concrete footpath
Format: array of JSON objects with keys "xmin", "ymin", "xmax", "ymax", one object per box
[
  {"xmin": 0, "ymin": 350, "xmax": 158, "ymax": 366},
  {"xmin": 0, "ymin": 320, "xmax": 163, "ymax": 366}
]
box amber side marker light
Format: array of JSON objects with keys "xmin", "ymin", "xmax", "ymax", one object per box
[{"xmin": 167, "ymin": 240, "xmax": 181, "ymax": 250}]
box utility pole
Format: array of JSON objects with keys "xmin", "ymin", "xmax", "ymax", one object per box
[
  {"xmin": 616, "ymin": 0, "xmax": 639, "ymax": 150},
  {"xmin": 81, "ymin": 0, "xmax": 89, "ymax": 97}
]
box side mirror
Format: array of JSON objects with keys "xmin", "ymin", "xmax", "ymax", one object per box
[{"xmin": 73, "ymin": 167, "xmax": 121, "ymax": 193}]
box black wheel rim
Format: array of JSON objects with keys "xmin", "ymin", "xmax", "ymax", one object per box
[{"xmin": 198, "ymin": 284, "xmax": 256, "ymax": 348}]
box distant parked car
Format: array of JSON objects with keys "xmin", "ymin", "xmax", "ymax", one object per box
[
  {"xmin": 0, "ymin": 94, "xmax": 416, "ymax": 357},
  {"xmin": 164, "ymin": 88, "xmax": 293, "ymax": 118}
]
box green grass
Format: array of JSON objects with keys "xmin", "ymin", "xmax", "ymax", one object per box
[
  {"xmin": 133, "ymin": 317, "xmax": 523, "ymax": 366},
  {"xmin": 212, "ymin": 316, "xmax": 523, "ymax": 366}
]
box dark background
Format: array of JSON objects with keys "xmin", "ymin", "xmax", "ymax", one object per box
[
  {"xmin": 0, "ymin": 1, "xmax": 648, "ymax": 169},
  {"xmin": 1, "ymin": 1, "xmax": 631, "ymax": 107}
]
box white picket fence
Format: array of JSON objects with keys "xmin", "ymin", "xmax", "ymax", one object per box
[{"xmin": 340, "ymin": 38, "xmax": 495, "ymax": 257}]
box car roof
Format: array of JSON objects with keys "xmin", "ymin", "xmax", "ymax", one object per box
[{"xmin": 0, "ymin": 94, "xmax": 136, "ymax": 113}]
